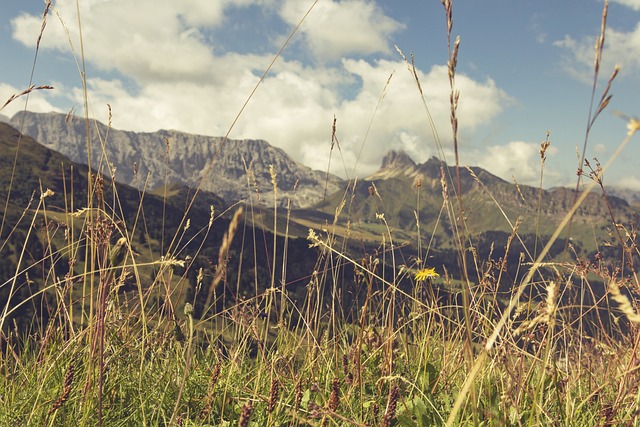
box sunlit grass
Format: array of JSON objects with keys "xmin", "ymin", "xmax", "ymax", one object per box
[{"xmin": 2, "ymin": 1, "xmax": 640, "ymax": 426}]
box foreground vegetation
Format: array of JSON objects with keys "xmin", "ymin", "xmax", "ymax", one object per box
[{"xmin": 3, "ymin": 1, "xmax": 640, "ymax": 426}]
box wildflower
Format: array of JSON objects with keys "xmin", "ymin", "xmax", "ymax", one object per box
[{"xmin": 414, "ymin": 267, "xmax": 439, "ymax": 282}]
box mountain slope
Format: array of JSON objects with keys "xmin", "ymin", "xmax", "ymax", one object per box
[
  {"xmin": 312, "ymin": 150, "xmax": 633, "ymax": 253},
  {"xmin": 0, "ymin": 121, "xmax": 327, "ymax": 332},
  {"xmin": 10, "ymin": 111, "xmax": 342, "ymax": 208}
]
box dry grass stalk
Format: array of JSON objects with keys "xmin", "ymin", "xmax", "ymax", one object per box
[
  {"xmin": 36, "ymin": 1, "xmax": 52, "ymax": 49},
  {"xmin": 571, "ymin": 0, "xmax": 614, "ymax": 234},
  {"xmin": 534, "ymin": 131, "xmax": 552, "ymax": 257},
  {"xmin": 1, "ymin": 85, "xmax": 54, "ymax": 111},
  {"xmin": 512, "ymin": 177, "xmax": 526, "ymax": 203},
  {"xmin": 269, "ymin": 164, "xmax": 277, "ymax": 193},
  {"xmin": 608, "ymin": 279, "xmax": 640, "ymax": 323},
  {"xmin": 514, "ymin": 281, "xmax": 558, "ymax": 336},
  {"xmin": 595, "ymin": 67, "xmax": 619, "ymax": 118},
  {"xmin": 342, "ymin": 353, "xmax": 353, "ymax": 386},
  {"xmin": 308, "ymin": 401, "xmax": 322, "ymax": 419},
  {"xmin": 294, "ymin": 378, "xmax": 304, "ymax": 410},
  {"xmin": 443, "ymin": 0, "xmax": 461, "ymax": 200},
  {"xmin": 205, "ymin": 206, "xmax": 243, "ymax": 310},
  {"xmin": 539, "ymin": 131, "xmax": 551, "ymax": 160},
  {"xmin": 198, "ymin": 361, "xmax": 222, "ymax": 420},
  {"xmin": 594, "ymin": 0, "xmax": 608, "ymax": 77},
  {"xmin": 370, "ymin": 401, "xmax": 380, "ymax": 421},
  {"xmin": 209, "ymin": 361, "xmax": 222, "ymax": 389}
]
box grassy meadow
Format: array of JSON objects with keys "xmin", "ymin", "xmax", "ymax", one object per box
[{"xmin": 3, "ymin": 1, "xmax": 640, "ymax": 426}]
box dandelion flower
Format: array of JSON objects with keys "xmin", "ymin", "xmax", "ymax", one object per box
[{"xmin": 415, "ymin": 267, "xmax": 439, "ymax": 282}]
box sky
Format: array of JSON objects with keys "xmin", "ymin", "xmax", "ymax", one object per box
[{"xmin": 1, "ymin": 0, "xmax": 640, "ymax": 190}]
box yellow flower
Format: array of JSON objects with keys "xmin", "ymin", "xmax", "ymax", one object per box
[{"xmin": 414, "ymin": 267, "xmax": 439, "ymax": 282}]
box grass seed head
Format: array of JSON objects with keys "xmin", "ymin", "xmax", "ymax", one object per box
[
  {"xmin": 268, "ymin": 377, "xmax": 280, "ymax": 413},
  {"xmin": 327, "ymin": 377, "xmax": 340, "ymax": 411},
  {"xmin": 380, "ymin": 383, "xmax": 399, "ymax": 427},
  {"xmin": 48, "ymin": 362, "xmax": 75, "ymax": 415},
  {"xmin": 238, "ymin": 401, "xmax": 254, "ymax": 427},
  {"xmin": 109, "ymin": 237, "xmax": 128, "ymax": 268}
]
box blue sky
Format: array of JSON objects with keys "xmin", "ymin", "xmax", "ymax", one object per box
[{"xmin": 1, "ymin": 0, "xmax": 640, "ymax": 189}]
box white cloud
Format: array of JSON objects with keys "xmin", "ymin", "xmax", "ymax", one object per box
[
  {"xmin": 329, "ymin": 60, "xmax": 511, "ymax": 175},
  {"xmin": 611, "ymin": 0, "xmax": 640, "ymax": 11},
  {"xmin": 60, "ymin": 59, "xmax": 509, "ymax": 178},
  {"xmin": 278, "ymin": 0, "xmax": 404, "ymax": 61},
  {"xmin": 594, "ymin": 143, "xmax": 608, "ymax": 155},
  {"xmin": 11, "ymin": 0, "xmax": 274, "ymax": 84},
  {"xmin": 476, "ymin": 141, "xmax": 560, "ymax": 185},
  {"xmin": 616, "ymin": 175, "xmax": 640, "ymax": 190},
  {"xmin": 554, "ymin": 23, "xmax": 640, "ymax": 82}
]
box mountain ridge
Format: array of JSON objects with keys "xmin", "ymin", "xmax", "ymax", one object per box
[
  {"xmin": 317, "ymin": 148, "xmax": 635, "ymax": 252},
  {"xmin": 368, "ymin": 149, "xmax": 640, "ymax": 206},
  {"xmin": 8, "ymin": 111, "xmax": 342, "ymax": 208}
]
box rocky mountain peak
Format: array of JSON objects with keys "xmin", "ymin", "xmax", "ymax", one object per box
[
  {"xmin": 380, "ymin": 150, "xmax": 417, "ymax": 169},
  {"xmin": 367, "ymin": 150, "xmax": 420, "ymax": 180}
]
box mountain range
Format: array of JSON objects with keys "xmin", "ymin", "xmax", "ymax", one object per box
[
  {"xmin": 5, "ymin": 111, "xmax": 341, "ymax": 209},
  {"xmin": 305, "ymin": 148, "xmax": 633, "ymax": 255},
  {"xmin": 1, "ymin": 109, "xmax": 639, "ymax": 331},
  {"xmin": 0, "ymin": 119, "xmax": 333, "ymax": 330},
  {"xmin": 1, "ymin": 110, "xmax": 637, "ymax": 257}
]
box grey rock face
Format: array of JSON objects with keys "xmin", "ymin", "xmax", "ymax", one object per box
[
  {"xmin": 366, "ymin": 150, "xmax": 422, "ymax": 181},
  {"xmin": 380, "ymin": 150, "xmax": 417, "ymax": 170},
  {"xmin": 10, "ymin": 111, "xmax": 342, "ymax": 208}
]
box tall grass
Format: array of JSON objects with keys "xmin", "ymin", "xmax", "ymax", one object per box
[{"xmin": 2, "ymin": 1, "xmax": 640, "ymax": 426}]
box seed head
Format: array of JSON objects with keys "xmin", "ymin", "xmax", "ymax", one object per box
[{"xmin": 109, "ymin": 237, "xmax": 128, "ymax": 268}]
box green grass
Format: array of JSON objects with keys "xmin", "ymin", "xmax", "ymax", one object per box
[{"xmin": 2, "ymin": 1, "xmax": 640, "ymax": 426}]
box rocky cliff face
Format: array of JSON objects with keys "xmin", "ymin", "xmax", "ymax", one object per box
[
  {"xmin": 367, "ymin": 150, "xmax": 419, "ymax": 180},
  {"xmin": 9, "ymin": 111, "xmax": 342, "ymax": 208}
]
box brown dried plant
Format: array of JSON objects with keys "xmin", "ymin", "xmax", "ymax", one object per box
[
  {"xmin": 237, "ymin": 401, "xmax": 254, "ymax": 427},
  {"xmin": 327, "ymin": 377, "xmax": 340, "ymax": 412},
  {"xmin": 204, "ymin": 206, "xmax": 243, "ymax": 313},
  {"xmin": 48, "ymin": 361, "xmax": 75, "ymax": 416},
  {"xmin": 198, "ymin": 361, "xmax": 222, "ymax": 420},
  {"xmin": 380, "ymin": 383, "xmax": 399, "ymax": 427},
  {"xmin": 267, "ymin": 376, "xmax": 280, "ymax": 414}
]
